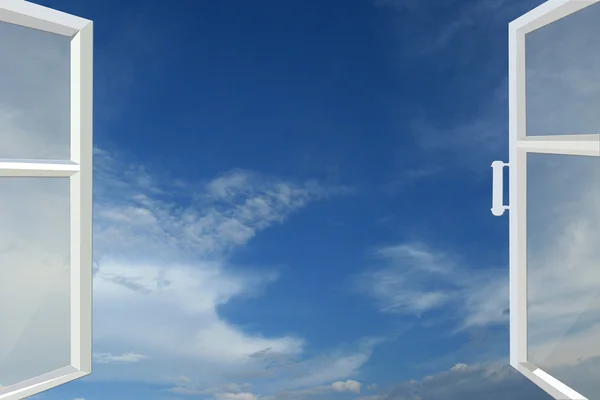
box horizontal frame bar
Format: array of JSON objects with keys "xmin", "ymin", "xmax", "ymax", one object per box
[
  {"xmin": 518, "ymin": 362, "xmax": 586, "ymax": 399},
  {"xmin": 509, "ymin": 0, "xmax": 596, "ymax": 35},
  {"xmin": 517, "ymin": 135, "xmax": 600, "ymax": 156},
  {"xmin": 0, "ymin": 159, "xmax": 80, "ymax": 177},
  {"xmin": 0, "ymin": 366, "xmax": 87, "ymax": 400},
  {"xmin": 0, "ymin": 0, "xmax": 90, "ymax": 37}
]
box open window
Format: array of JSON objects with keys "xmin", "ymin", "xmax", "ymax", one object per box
[
  {"xmin": 493, "ymin": 0, "xmax": 600, "ymax": 398},
  {"xmin": 0, "ymin": 1, "xmax": 93, "ymax": 399}
]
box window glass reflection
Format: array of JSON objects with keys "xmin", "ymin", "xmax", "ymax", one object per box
[
  {"xmin": 0, "ymin": 22, "xmax": 70, "ymax": 159},
  {"xmin": 0, "ymin": 177, "xmax": 71, "ymax": 387},
  {"xmin": 526, "ymin": 2, "xmax": 600, "ymax": 136},
  {"xmin": 527, "ymin": 153, "xmax": 600, "ymax": 398}
]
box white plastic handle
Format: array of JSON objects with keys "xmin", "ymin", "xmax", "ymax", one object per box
[{"xmin": 491, "ymin": 161, "xmax": 509, "ymax": 216}]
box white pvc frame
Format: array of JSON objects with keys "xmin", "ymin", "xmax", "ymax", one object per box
[
  {"xmin": 509, "ymin": 0, "xmax": 600, "ymax": 399},
  {"xmin": 0, "ymin": 1, "xmax": 93, "ymax": 399}
]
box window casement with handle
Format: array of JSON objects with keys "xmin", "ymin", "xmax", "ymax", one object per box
[
  {"xmin": 0, "ymin": 1, "xmax": 93, "ymax": 399},
  {"xmin": 493, "ymin": 0, "xmax": 600, "ymax": 398}
]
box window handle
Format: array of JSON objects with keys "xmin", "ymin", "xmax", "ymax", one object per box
[{"xmin": 491, "ymin": 161, "xmax": 509, "ymax": 216}]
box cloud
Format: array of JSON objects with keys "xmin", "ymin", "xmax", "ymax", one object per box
[
  {"xmin": 165, "ymin": 343, "xmax": 374, "ymax": 399},
  {"xmin": 93, "ymin": 352, "xmax": 150, "ymax": 364},
  {"xmin": 377, "ymin": 362, "xmax": 549, "ymax": 400},
  {"xmin": 331, "ymin": 380, "xmax": 361, "ymax": 393},
  {"xmin": 88, "ymin": 149, "xmax": 348, "ymax": 384},
  {"xmin": 267, "ymin": 378, "xmax": 363, "ymax": 400},
  {"xmin": 216, "ymin": 393, "xmax": 259, "ymax": 400},
  {"xmin": 166, "ymin": 386, "xmax": 204, "ymax": 396},
  {"xmin": 93, "ymin": 151, "xmax": 347, "ymax": 261},
  {"xmin": 355, "ymin": 242, "xmax": 508, "ymax": 327},
  {"xmin": 167, "ymin": 381, "xmax": 256, "ymax": 397},
  {"xmin": 238, "ymin": 339, "xmax": 378, "ymax": 396},
  {"xmin": 277, "ymin": 340, "xmax": 375, "ymax": 391}
]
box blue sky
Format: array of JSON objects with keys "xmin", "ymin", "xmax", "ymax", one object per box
[{"xmin": 2, "ymin": 0, "xmax": 574, "ymax": 399}]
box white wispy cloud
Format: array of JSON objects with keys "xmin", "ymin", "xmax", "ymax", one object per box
[
  {"xmin": 331, "ymin": 380, "xmax": 362, "ymax": 393},
  {"xmin": 356, "ymin": 242, "xmax": 508, "ymax": 326},
  {"xmin": 376, "ymin": 0, "xmax": 544, "ymax": 176},
  {"xmin": 216, "ymin": 393, "xmax": 259, "ymax": 400},
  {"xmin": 93, "ymin": 149, "xmax": 348, "ymax": 261},
  {"xmin": 88, "ymin": 148, "xmax": 353, "ymax": 385},
  {"xmin": 167, "ymin": 381, "xmax": 255, "ymax": 397},
  {"xmin": 93, "ymin": 352, "xmax": 150, "ymax": 364},
  {"xmin": 376, "ymin": 0, "xmax": 540, "ymax": 57},
  {"xmin": 261, "ymin": 379, "xmax": 363, "ymax": 400},
  {"xmin": 165, "ymin": 339, "xmax": 378, "ymax": 399}
]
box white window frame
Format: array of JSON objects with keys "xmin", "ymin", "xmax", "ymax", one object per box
[
  {"xmin": 506, "ymin": 0, "xmax": 600, "ymax": 399},
  {"xmin": 0, "ymin": 1, "xmax": 93, "ymax": 399}
]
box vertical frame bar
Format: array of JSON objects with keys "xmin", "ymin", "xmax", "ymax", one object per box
[
  {"xmin": 69, "ymin": 21, "xmax": 93, "ymax": 375},
  {"xmin": 508, "ymin": 20, "xmax": 528, "ymax": 369}
]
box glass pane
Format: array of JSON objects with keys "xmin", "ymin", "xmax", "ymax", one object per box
[
  {"xmin": 0, "ymin": 22, "xmax": 70, "ymax": 159},
  {"xmin": 527, "ymin": 153, "xmax": 600, "ymax": 397},
  {"xmin": 0, "ymin": 178, "xmax": 70, "ymax": 387},
  {"xmin": 526, "ymin": 2, "xmax": 600, "ymax": 136}
]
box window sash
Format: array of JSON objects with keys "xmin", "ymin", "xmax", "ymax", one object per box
[{"xmin": 0, "ymin": 1, "xmax": 93, "ymax": 399}]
